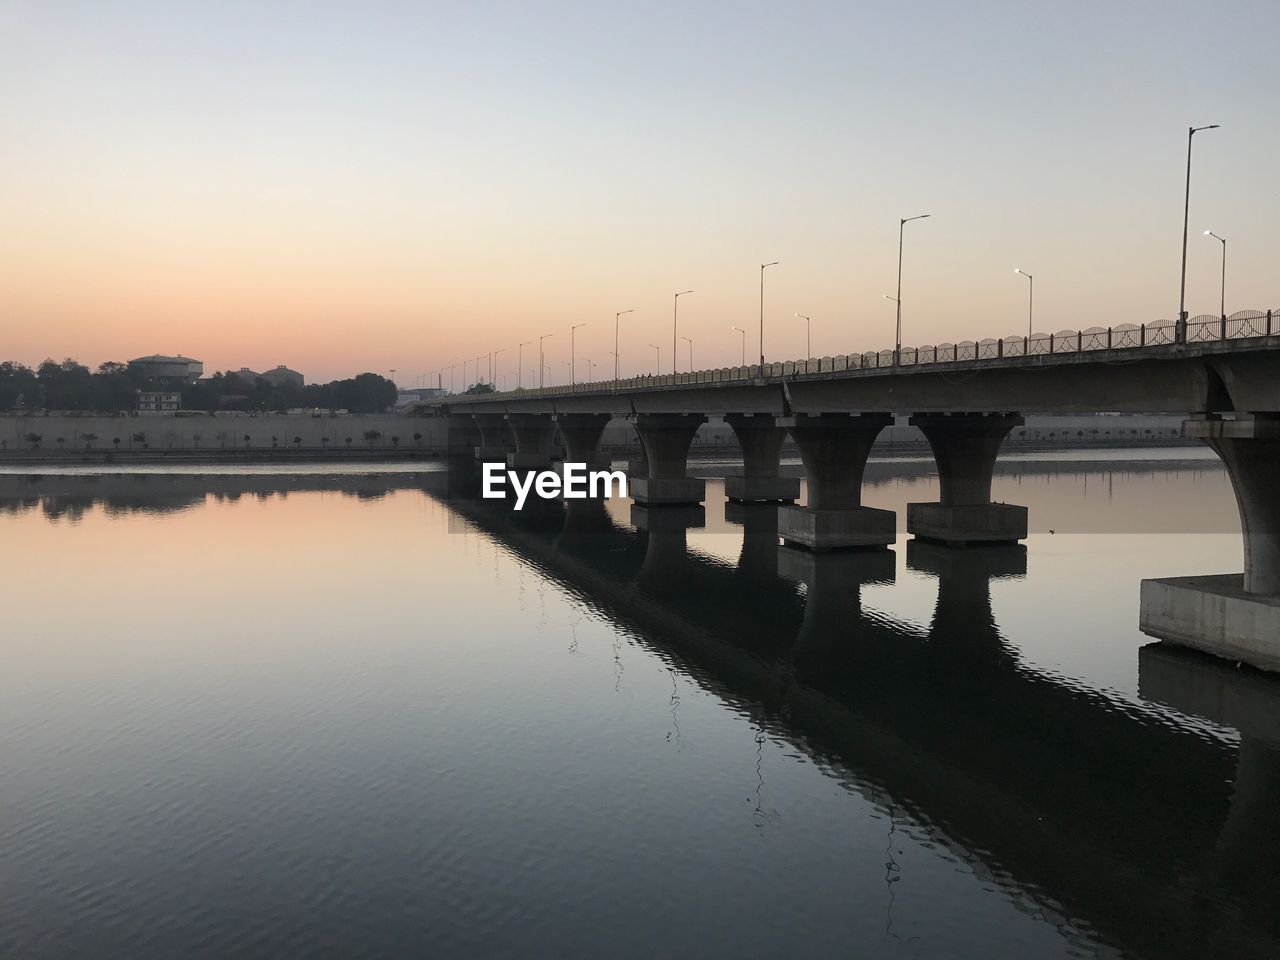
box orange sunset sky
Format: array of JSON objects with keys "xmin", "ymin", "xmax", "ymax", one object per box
[{"xmin": 1, "ymin": 1, "xmax": 1277, "ymax": 385}]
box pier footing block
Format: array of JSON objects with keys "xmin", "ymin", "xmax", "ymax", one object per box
[
  {"xmin": 778, "ymin": 505, "xmax": 895, "ymax": 552},
  {"xmin": 1140, "ymin": 574, "xmax": 1280, "ymax": 673},
  {"xmin": 907, "ymin": 502, "xmax": 1028, "ymax": 545}
]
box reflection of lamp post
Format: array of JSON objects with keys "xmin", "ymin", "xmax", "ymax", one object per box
[
  {"xmin": 570, "ymin": 323, "xmax": 586, "ymax": 384},
  {"xmin": 1179, "ymin": 124, "xmax": 1219, "ymax": 338},
  {"xmin": 1203, "ymin": 231, "xmax": 1227, "ymax": 319},
  {"xmin": 614, "ymin": 309, "xmax": 633, "ymax": 381},
  {"xmin": 681, "ymin": 336, "xmax": 693, "ymax": 371},
  {"xmin": 731, "ymin": 325, "xmax": 745, "ymax": 365},
  {"xmin": 759, "ymin": 262, "xmax": 778, "ymax": 366},
  {"xmin": 517, "ymin": 341, "xmax": 531, "ymax": 389},
  {"xmin": 794, "ymin": 313, "xmax": 811, "ymax": 359},
  {"xmin": 673, "ymin": 290, "xmax": 692, "ymax": 375},
  {"xmin": 1014, "ymin": 268, "xmax": 1034, "ymax": 337},
  {"xmin": 895, "ymin": 214, "xmax": 930, "ymax": 363}
]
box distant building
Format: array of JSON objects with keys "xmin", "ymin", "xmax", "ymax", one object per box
[
  {"xmin": 128, "ymin": 355, "xmax": 203, "ymax": 384},
  {"xmin": 260, "ymin": 365, "xmax": 304, "ymax": 389},
  {"xmin": 230, "ymin": 367, "xmax": 261, "ymax": 382},
  {"xmin": 137, "ymin": 391, "xmax": 181, "ymax": 415}
]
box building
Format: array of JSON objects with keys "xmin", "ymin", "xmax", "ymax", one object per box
[
  {"xmin": 260, "ymin": 365, "xmax": 304, "ymax": 389},
  {"xmin": 137, "ymin": 391, "xmax": 181, "ymax": 415},
  {"xmin": 128, "ymin": 355, "xmax": 203, "ymax": 384}
]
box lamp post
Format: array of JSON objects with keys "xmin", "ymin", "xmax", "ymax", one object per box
[
  {"xmin": 673, "ymin": 290, "xmax": 692, "ymax": 375},
  {"xmin": 731, "ymin": 325, "xmax": 746, "ymax": 365},
  {"xmin": 1203, "ymin": 230, "xmax": 1227, "ymax": 319},
  {"xmin": 648, "ymin": 343, "xmax": 659, "ymax": 371},
  {"xmin": 475, "ymin": 356, "xmax": 483, "ymax": 387},
  {"xmin": 794, "ymin": 313, "xmax": 811, "ymax": 359},
  {"xmin": 581, "ymin": 357, "xmax": 596, "ymax": 380},
  {"xmin": 1014, "ymin": 268, "xmax": 1034, "ymax": 337},
  {"xmin": 493, "ymin": 348, "xmax": 506, "ymax": 390},
  {"xmin": 681, "ymin": 336, "xmax": 693, "ymax": 371},
  {"xmin": 517, "ymin": 341, "xmax": 531, "ymax": 389},
  {"xmin": 538, "ymin": 333, "xmax": 553, "ymax": 389},
  {"xmin": 559, "ymin": 360, "xmax": 571, "ymax": 386},
  {"xmin": 614, "ymin": 309, "xmax": 633, "ymax": 381},
  {"xmin": 895, "ymin": 214, "xmax": 930, "ymax": 363},
  {"xmin": 1179, "ymin": 124, "xmax": 1219, "ymax": 338},
  {"xmin": 571, "ymin": 323, "xmax": 586, "ymax": 384},
  {"xmin": 759, "ymin": 262, "xmax": 778, "ymax": 367}
]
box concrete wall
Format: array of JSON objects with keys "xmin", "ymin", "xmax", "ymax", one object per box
[{"xmin": 0, "ymin": 413, "xmax": 445, "ymax": 452}]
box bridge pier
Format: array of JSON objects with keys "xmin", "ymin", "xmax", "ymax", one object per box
[
  {"xmin": 472, "ymin": 413, "xmax": 514, "ymax": 463},
  {"xmin": 1141, "ymin": 415, "xmax": 1280, "ymax": 672},
  {"xmin": 778, "ymin": 413, "xmax": 895, "ymax": 551},
  {"xmin": 907, "ymin": 413, "xmax": 1028, "ymax": 545},
  {"xmin": 629, "ymin": 414, "xmax": 707, "ymax": 506},
  {"xmin": 505, "ymin": 413, "xmax": 558, "ymax": 469},
  {"xmin": 553, "ymin": 413, "xmax": 612, "ymax": 469},
  {"xmin": 724, "ymin": 414, "xmax": 800, "ymax": 503}
]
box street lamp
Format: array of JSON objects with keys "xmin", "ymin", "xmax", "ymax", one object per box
[
  {"xmin": 648, "ymin": 343, "xmax": 659, "ymax": 371},
  {"xmin": 494, "ymin": 348, "xmax": 506, "ymax": 390},
  {"xmin": 517, "ymin": 341, "xmax": 531, "ymax": 389},
  {"xmin": 1179, "ymin": 124, "xmax": 1219, "ymax": 337},
  {"xmin": 759, "ymin": 262, "xmax": 778, "ymax": 367},
  {"xmin": 559, "ymin": 360, "xmax": 571, "ymax": 386},
  {"xmin": 614, "ymin": 309, "xmax": 633, "ymax": 381},
  {"xmin": 673, "ymin": 290, "xmax": 693, "ymax": 375},
  {"xmin": 794, "ymin": 313, "xmax": 811, "ymax": 359},
  {"xmin": 894, "ymin": 214, "xmax": 930, "ymax": 362},
  {"xmin": 1204, "ymin": 230, "xmax": 1227, "ymax": 319},
  {"xmin": 580, "ymin": 356, "xmax": 596, "ymax": 380},
  {"xmin": 538, "ymin": 333, "xmax": 553, "ymax": 389},
  {"xmin": 1014, "ymin": 268, "xmax": 1034, "ymax": 337},
  {"xmin": 681, "ymin": 335, "xmax": 693, "ymax": 371},
  {"xmin": 731, "ymin": 325, "xmax": 746, "ymax": 365},
  {"xmin": 571, "ymin": 323, "xmax": 586, "ymax": 384}
]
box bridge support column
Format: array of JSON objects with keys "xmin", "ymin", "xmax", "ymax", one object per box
[
  {"xmin": 1141, "ymin": 415, "xmax": 1280, "ymax": 672},
  {"xmin": 553, "ymin": 413, "xmax": 612, "ymax": 470},
  {"xmin": 630, "ymin": 414, "xmax": 707, "ymax": 506},
  {"xmin": 473, "ymin": 413, "xmax": 514, "ymax": 463},
  {"xmin": 907, "ymin": 413, "xmax": 1027, "ymax": 545},
  {"xmin": 724, "ymin": 414, "xmax": 800, "ymax": 503},
  {"xmin": 505, "ymin": 413, "xmax": 557, "ymax": 469},
  {"xmin": 445, "ymin": 415, "xmax": 482, "ymax": 466},
  {"xmin": 778, "ymin": 413, "xmax": 895, "ymax": 551}
]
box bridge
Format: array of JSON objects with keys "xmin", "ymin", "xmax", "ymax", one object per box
[{"xmin": 415, "ymin": 308, "xmax": 1280, "ymax": 671}]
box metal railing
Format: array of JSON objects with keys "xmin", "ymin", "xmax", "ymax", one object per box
[{"xmin": 443, "ymin": 307, "xmax": 1278, "ymax": 401}]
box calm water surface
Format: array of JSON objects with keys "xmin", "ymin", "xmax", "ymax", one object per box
[{"xmin": 2, "ymin": 451, "xmax": 1277, "ymax": 959}]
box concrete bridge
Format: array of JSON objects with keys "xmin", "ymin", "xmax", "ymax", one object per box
[
  {"xmin": 432, "ymin": 482, "xmax": 1280, "ymax": 959},
  {"xmin": 418, "ymin": 309, "xmax": 1280, "ymax": 671}
]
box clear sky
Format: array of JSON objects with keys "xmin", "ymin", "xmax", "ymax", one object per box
[{"xmin": 1, "ymin": 0, "xmax": 1276, "ymax": 385}]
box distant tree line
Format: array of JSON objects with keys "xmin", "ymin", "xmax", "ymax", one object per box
[{"xmin": 0, "ymin": 359, "xmax": 398, "ymax": 414}]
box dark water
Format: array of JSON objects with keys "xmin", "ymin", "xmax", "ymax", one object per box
[{"xmin": 2, "ymin": 453, "xmax": 1277, "ymax": 959}]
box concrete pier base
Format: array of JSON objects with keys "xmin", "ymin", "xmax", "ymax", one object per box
[
  {"xmin": 631, "ymin": 476, "xmax": 706, "ymax": 506},
  {"xmin": 1140, "ymin": 575, "xmax": 1280, "ymax": 673},
  {"xmin": 907, "ymin": 502, "xmax": 1028, "ymax": 545},
  {"xmin": 778, "ymin": 505, "xmax": 896, "ymax": 552},
  {"xmin": 725, "ymin": 475, "xmax": 800, "ymax": 503}
]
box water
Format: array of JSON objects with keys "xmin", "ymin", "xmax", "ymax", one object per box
[{"xmin": 1, "ymin": 452, "xmax": 1276, "ymax": 959}]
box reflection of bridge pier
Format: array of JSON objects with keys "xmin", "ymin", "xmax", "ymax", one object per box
[
  {"xmin": 724, "ymin": 501, "xmax": 782, "ymax": 581},
  {"xmin": 908, "ymin": 540, "xmax": 1026, "ymax": 660},
  {"xmin": 1140, "ymin": 643, "xmax": 1280, "ymax": 901},
  {"xmin": 777, "ymin": 546, "xmax": 895, "ymax": 660},
  {"xmin": 1142, "ymin": 414, "xmax": 1280, "ymax": 672},
  {"xmin": 632, "ymin": 503, "xmax": 705, "ymax": 594}
]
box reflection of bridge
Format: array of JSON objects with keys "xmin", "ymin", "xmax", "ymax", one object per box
[
  {"xmin": 418, "ymin": 326, "xmax": 1280, "ymax": 671},
  {"xmin": 434, "ymin": 478, "xmax": 1280, "ymax": 959}
]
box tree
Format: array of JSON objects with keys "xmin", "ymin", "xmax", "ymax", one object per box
[
  {"xmin": 56, "ymin": 437, "xmax": 65, "ymax": 450},
  {"xmin": 113, "ymin": 437, "xmax": 121, "ymax": 449},
  {"xmin": 391, "ymin": 435, "xmax": 400, "ymax": 447},
  {"xmin": 413, "ymin": 432, "xmax": 422, "ymax": 447},
  {"xmin": 130, "ymin": 431, "xmax": 147, "ymax": 449},
  {"xmin": 363, "ymin": 429, "xmax": 382, "ymax": 445},
  {"xmin": 345, "ymin": 437, "xmax": 352, "ymax": 447},
  {"xmin": 23, "ymin": 432, "xmax": 41, "ymax": 449},
  {"xmin": 81, "ymin": 432, "xmax": 98, "ymax": 448},
  {"xmin": 464, "ymin": 382, "xmax": 496, "ymax": 396},
  {"xmin": 191, "ymin": 433, "xmax": 202, "ymax": 448},
  {"xmin": 293, "ymin": 436, "xmax": 301, "ymax": 447}
]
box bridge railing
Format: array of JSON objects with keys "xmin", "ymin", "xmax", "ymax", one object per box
[{"xmin": 463, "ymin": 307, "xmax": 1277, "ymax": 400}]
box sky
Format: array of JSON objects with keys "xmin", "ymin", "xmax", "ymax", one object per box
[{"xmin": 1, "ymin": 0, "xmax": 1277, "ymax": 386}]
